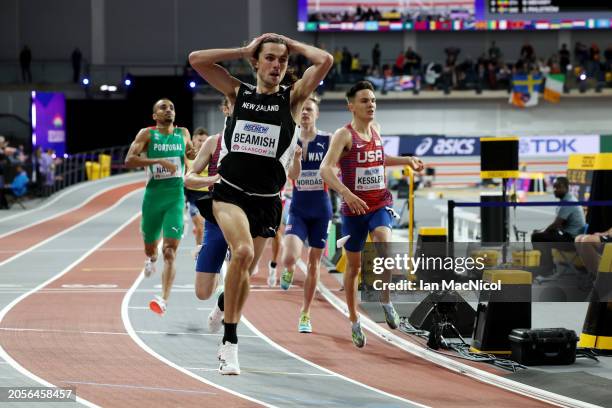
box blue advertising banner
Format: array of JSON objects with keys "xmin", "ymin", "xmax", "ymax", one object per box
[
  {"xmin": 31, "ymin": 92, "xmax": 66, "ymax": 156},
  {"xmin": 397, "ymin": 136, "xmax": 480, "ymax": 156}
]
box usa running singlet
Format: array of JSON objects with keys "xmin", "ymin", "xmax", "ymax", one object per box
[
  {"xmin": 218, "ymin": 83, "xmax": 298, "ymax": 195},
  {"xmin": 208, "ymin": 134, "xmax": 223, "ymax": 179},
  {"xmin": 145, "ymin": 127, "xmax": 185, "ymax": 190},
  {"xmin": 290, "ymin": 132, "xmax": 332, "ymax": 219},
  {"xmin": 338, "ymin": 124, "xmax": 392, "ymax": 215}
]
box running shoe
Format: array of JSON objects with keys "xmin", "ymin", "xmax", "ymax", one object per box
[
  {"xmin": 149, "ymin": 295, "xmax": 166, "ymax": 316},
  {"xmin": 298, "ymin": 313, "xmax": 312, "ymax": 333},
  {"xmin": 280, "ymin": 269, "xmax": 293, "ymax": 290},
  {"xmin": 382, "ymin": 303, "xmax": 400, "ymax": 330},
  {"xmin": 144, "ymin": 258, "xmax": 156, "ymax": 278},
  {"xmin": 351, "ymin": 320, "xmax": 366, "ymax": 348},
  {"xmin": 207, "ymin": 303, "xmax": 224, "ymax": 333},
  {"xmin": 267, "ymin": 264, "xmax": 277, "ymax": 287},
  {"xmin": 218, "ymin": 342, "xmax": 240, "ymax": 375}
]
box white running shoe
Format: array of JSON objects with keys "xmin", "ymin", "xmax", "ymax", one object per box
[
  {"xmin": 218, "ymin": 342, "xmax": 240, "ymax": 375},
  {"xmin": 144, "ymin": 258, "xmax": 156, "ymax": 278},
  {"xmin": 207, "ymin": 303, "xmax": 224, "ymax": 333},
  {"xmin": 267, "ymin": 264, "xmax": 277, "ymax": 287},
  {"xmin": 149, "ymin": 295, "xmax": 166, "ymax": 316}
]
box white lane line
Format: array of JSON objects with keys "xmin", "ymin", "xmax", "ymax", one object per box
[
  {"xmin": 0, "ymin": 327, "xmax": 127, "ymax": 336},
  {"xmin": 0, "ymin": 248, "xmax": 145, "ymax": 255},
  {"xmin": 0, "ymin": 171, "xmax": 141, "ymax": 226},
  {"xmin": 122, "ymin": 259, "xmax": 276, "ymax": 407},
  {"xmin": 62, "ymin": 381, "xmax": 216, "ymax": 395},
  {"xmin": 0, "ymin": 213, "xmax": 144, "ymax": 408},
  {"xmin": 301, "ymin": 260, "xmax": 598, "ymax": 408},
  {"xmin": 0, "ymin": 188, "xmax": 143, "ymax": 269},
  {"xmin": 185, "ymin": 367, "xmax": 335, "ymax": 377},
  {"xmin": 0, "ymin": 177, "xmax": 142, "ymax": 239},
  {"xmin": 0, "ymin": 327, "xmax": 261, "ymax": 339},
  {"xmin": 135, "ymin": 330, "xmax": 260, "ymax": 339},
  {"xmin": 240, "ymin": 318, "xmax": 429, "ymax": 408}
]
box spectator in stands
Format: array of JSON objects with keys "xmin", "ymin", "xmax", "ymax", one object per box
[
  {"xmin": 520, "ymin": 41, "xmax": 536, "ymax": 70},
  {"xmin": 575, "ymin": 227, "xmax": 612, "ymax": 277},
  {"xmin": 40, "ymin": 148, "xmax": 55, "ymax": 195},
  {"xmin": 488, "ymin": 41, "xmax": 501, "ymax": 64},
  {"xmin": 559, "ymin": 43, "xmax": 570, "ymax": 73},
  {"xmin": 19, "ymin": 45, "xmax": 32, "ymax": 83},
  {"xmin": 372, "ymin": 43, "xmax": 381, "ymax": 72},
  {"xmin": 574, "ymin": 42, "xmax": 589, "ymax": 67},
  {"xmin": 0, "ymin": 164, "xmax": 28, "ymax": 209},
  {"xmin": 341, "ymin": 47, "xmax": 352, "ymax": 78},
  {"xmin": 393, "ymin": 51, "xmax": 405, "ymax": 75},
  {"xmin": 31, "ymin": 146, "xmax": 43, "ymax": 195},
  {"xmin": 351, "ymin": 53, "xmax": 361, "ymax": 73},
  {"xmin": 0, "ymin": 136, "xmax": 8, "ymax": 188},
  {"xmin": 404, "ymin": 47, "xmax": 421, "ymax": 75},
  {"xmin": 71, "ymin": 48, "xmax": 82, "ymax": 83},
  {"xmin": 531, "ymin": 177, "xmax": 586, "ymax": 276}
]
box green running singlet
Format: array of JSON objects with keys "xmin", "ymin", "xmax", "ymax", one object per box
[{"xmin": 141, "ymin": 127, "xmax": 186, "ymax": 243}]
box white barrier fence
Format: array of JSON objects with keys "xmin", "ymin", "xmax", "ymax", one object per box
[{"xmin": 436, "ymin": 204, "xmax": 480, "ymax": 241}]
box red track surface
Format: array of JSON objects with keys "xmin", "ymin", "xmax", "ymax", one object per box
[
  {"xmin": 0, "ymin": 182, "xmax": 143, "ymax": 262},
  {"xmin": 0, "ymin": 218, "xmax": 257, "ymax": 407},
  {"xmin": 244, "ymin": 258, "xmax": 551, "ymax": 407},
  {"xmin": 0, "ymin": 183, "xmax": 554, "ymax": 407}
]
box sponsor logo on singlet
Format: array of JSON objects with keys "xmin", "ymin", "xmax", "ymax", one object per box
[
  {"xmin": 355, "ymin": 165, "xmax": 385, "ymax": 191},
  {"xmin": 296, "ymin": 169, "xmax": 324, "ymax": 191},
  {"xmin": 231, "ymin": 120, "xmax": 280, "ymax": 158}
]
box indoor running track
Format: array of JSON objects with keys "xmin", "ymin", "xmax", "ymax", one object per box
[{"xmin": 0, "ymin": 173, "xmax": 588, "ymax": 407}]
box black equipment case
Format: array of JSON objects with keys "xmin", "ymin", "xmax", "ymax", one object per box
[{"xmin": 508, "ymin": 328, "xmax": 578, "ymax": 365}]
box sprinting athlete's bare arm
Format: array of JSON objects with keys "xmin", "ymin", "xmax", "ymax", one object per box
[
  {"xmin": 124, "ymin": 128, "xmax": 177, "ymax": 173},
  {"xmin": 372, "ymin": 122, "xmax": 424, "ymax": 170},
  {"xmin": 184, "ymin": 134, "xmax": 221, "ymax": 190},
  {"xmin": 182, "ymin": 128, "xmax": 197, "ymax": 160},
  {"xmin": 287, "ymin": 145, "xmax": 303, "ymax": 180},
  {"xmin": 281, "ymin": 36, "xmax": 333, "ymax": 120},
  {"xmin": 320, "ymin": 127, "xmax": 368, "ymax": 215},
  {"xmin": 188, "ymin": 35, "xmax": 267, "ymax": 103}
]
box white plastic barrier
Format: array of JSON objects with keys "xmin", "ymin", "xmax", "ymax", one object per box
[{"xmin": 436, "ymin": 204, "xmax": 481, "ymax": 241}]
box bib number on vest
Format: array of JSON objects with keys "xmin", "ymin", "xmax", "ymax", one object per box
[
  {"xmin": 355, "ymin": 165, "xmax": 385, "ymax": 191},
  {"xmin": 231, "ymin": 120, "xmax": 280, "ymax": 158},
  {"xmin": 296, "ymin": 169, "xmax": 324, "ymax": 191},
  {"xmin": 151, "ymin": 156, "xmax": 182, "ymax": 180}
]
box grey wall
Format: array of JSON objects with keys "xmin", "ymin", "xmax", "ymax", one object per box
[
  {"xmin": 13, "ymin": 0, "xmax": 90, "ymax": 61},
  {"xmin": 3, "ymin": 0, "xmax": 605, "ymax": 65}
]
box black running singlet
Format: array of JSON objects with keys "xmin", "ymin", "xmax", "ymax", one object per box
[{"xmin": 218, "ymin": 83, "xmax": 298, "ymax": 195}]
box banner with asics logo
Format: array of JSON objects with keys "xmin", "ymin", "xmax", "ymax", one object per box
[{"xmin": 231, "ymin": 120, "xmax": 280, "ymax": 158}]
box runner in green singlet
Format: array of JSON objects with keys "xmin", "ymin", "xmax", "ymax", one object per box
[{"xmin": 125, "ymin": 98, "xmax": 196, "ymax": 316}]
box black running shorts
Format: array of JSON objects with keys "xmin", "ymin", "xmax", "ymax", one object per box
[{"xmin": 196, "ymin": 182, "xmax": 281, "ymax": 239}]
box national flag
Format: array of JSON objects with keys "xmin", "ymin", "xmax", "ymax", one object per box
[
  {"xmin": 543, "ymin": 74, "xmax": 565, "ymax": 103},
  {"xmin": 509, "ymin": 74, "xmax": 543, "ymax": 108}
]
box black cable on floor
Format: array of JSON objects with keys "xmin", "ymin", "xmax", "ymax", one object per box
[{"xmin": 399, "ymin": 318, "xmax": 526, "ymax": 372}]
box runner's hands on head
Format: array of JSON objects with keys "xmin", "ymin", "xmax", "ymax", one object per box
[
  {"xmin": 342, "ymin": 190, "xmax": 369, "ymax": 215},
  {"xmin": 158, "ymin": 159, "xmax": 177, "ymax": 173}
]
